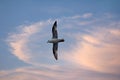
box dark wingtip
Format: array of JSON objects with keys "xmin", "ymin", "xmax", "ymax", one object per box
[
  {"xmin": 55, "ymin": 58, "xmax": 58, "ymax": 60},
  {"xmin": 54, "ymin": 54, "xmax": 58, "ymax": 60},
  {"xmin": 54, "ymin": 21, "xmax": 57, "ymax": 25},
  {"xmin": 56, "ymin": 56, "xmax": 58, "ymax": 60},
  {"xmin": 53, "ymin": 52, "xmax": 58, "ymax": 60},
  {"xmin": 62, "ymin": 39, "xmax": 65, "ymax": 42}
]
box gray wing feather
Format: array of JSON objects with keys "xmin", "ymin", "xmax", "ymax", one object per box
[
  {"xmin": 52, "ymin": 21, "xmax": 58, "ymax": 38},
  {"xmin": 53, "ymin": 43, "xmax": 58, "ymax": 60}
]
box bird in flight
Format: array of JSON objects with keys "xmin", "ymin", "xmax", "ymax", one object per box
[{"xmin": 47, "ymin": 21, "xmax": 64, "ymax": 60}]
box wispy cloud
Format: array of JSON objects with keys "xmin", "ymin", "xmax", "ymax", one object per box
[
  {"xmin": 4, "ymin": 13, "xmax": 120, "ymax": 80},
  {"xmin": 6, "ymin": 13, "xmax": 94, "ymax": 65},
  {"xmin": 64, "ymin": 27, "xmax": 120, "ymax": 74},
  {"xmin": 6, "ymin": 21, "xmax": 51, "ymax": 63},
  {"xmin": 82, "ymin": 13, "xmax": 93, "ymax": 18},
  {"xmin": 0, "ymin": 66, "xmax": 120, "ymax": 80},
  {"xmin": 61, "ymin": 13, "xmax": 93, "ymax": 19}
]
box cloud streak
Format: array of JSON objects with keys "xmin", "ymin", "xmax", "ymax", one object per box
[
  {"xmin": 6, "ymin": 22, "xmax": 48, "ymax": 63},
  {"xmin": 0, "ymin": 66, "xmax": 120, "ymax": 80},
  {"xmin": 64, "ymin": 26, "xmax": 120, "ymax": 74},
  {"xmin": 4, "ymin": 13, "xmax": 120, "ymax": 80}
]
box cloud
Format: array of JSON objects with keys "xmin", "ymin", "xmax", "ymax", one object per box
[
  {"xmin": 82, "ymin": 13, "xmax": 93, "ymax": 18},
  {"xmin": 0, "ymin": 66, "xmax": 120, "ymax": 80},
  {"xmin": 4, "ymin": 13, "xmax": 120, "ymax": 80},
  {"xmin": 62, "ymin": 13, "xmax": 93, "ymax": 19},
  {"xmin": 6, "ymin": 21, "xmax": 52, "ymax": 63},
  {"xmin": 64, "ymin": 28, "xmax": 120, "ymax": 74},
  {"xmin": 6, "ymin": 13, "xmax": 93, "ymax": 65}
]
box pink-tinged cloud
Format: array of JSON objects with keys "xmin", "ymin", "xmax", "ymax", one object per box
[
  {"xmin": 4, "ymin": 14, "xmax": 120, "ymax": 80},
  {"xmin": 6, "ymin": 13, "xmax": 93, "ymax": 65},
  {"xmin": 0, "ymin": 66, "xmax": 120, "ymax": 80},
  {"xmin": 65, "ymin": 28, "xmax": 120, "ymax": 74},
  {"xmin": 6, "ymin": 22, "xmax": 47, "ymax": 63}
]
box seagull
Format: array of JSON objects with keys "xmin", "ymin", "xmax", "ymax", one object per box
[{"xmin": 47, "ymin": 21, "xmax": 64, "ymax": 60}]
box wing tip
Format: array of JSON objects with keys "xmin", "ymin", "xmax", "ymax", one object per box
[
  {"xmin": 55, "ymin": 57, "xmax": 58, "ymax": 60},
  {"xmin": 54, "ymin": 53, "xmax": 58, "ymax": 60},
  {"xmin": 54, "ymin": 21, "xmax": 57, "ymax": 26},
  {"xmin": 53, "ymin": 52, "xmax": 58, "ymax": 60}
]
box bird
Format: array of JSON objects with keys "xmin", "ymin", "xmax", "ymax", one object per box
[{"xmin": 47, "ymin": 21, "xmax": 64, "ymax": 60}]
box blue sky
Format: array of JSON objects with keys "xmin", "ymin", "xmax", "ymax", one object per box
[{"xmin": 0, "ymin": 0, "xmax": 120, "ymax": 80}]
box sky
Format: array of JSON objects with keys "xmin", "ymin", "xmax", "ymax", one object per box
[{"xmin": 0, "ymin": 0, "xmax": 120, "ymax": 80}]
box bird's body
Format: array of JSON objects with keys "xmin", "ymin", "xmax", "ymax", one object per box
[{"xmin": 47, "ymin": 21, "xmax": 64, "ymax": 60}]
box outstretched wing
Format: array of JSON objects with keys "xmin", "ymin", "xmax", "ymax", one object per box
[
  {"xmin": 52, "ymin": 21, "xmax": 58, "ymax": 38},
  {"xmin": 53, "ymin": 43, "xmax": 58, "ymax": 60}
]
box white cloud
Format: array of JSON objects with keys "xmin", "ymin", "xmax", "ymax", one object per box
[
  {"xmin": 6, "ymin": 13, "xmax": 94, "ymax": 65},
  {"xmin": 61, "ymin": 13, "xmax": 92, "ymax": 20},
  {"xmin": 6, "ymin": 21, "xmax": 51, "ymax": 63},
  {"xmin": 82, "ymin": 13, "xmax": 92, "ymax": 18},
  {"xmin": 5, "ymin": 13, "xmax": 120, "ymax": 80},
  {"xmin": 0, "ymin": 66, "xmax": 120, "ymax": 80},
  {"xmin": 64, "ymin": 28, "xmax": 120, "ymax": 74}
]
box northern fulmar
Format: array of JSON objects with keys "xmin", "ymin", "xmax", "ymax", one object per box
[{"xmin": 47, "ymin": 21, "xmax": 64, "ymax": 60}]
